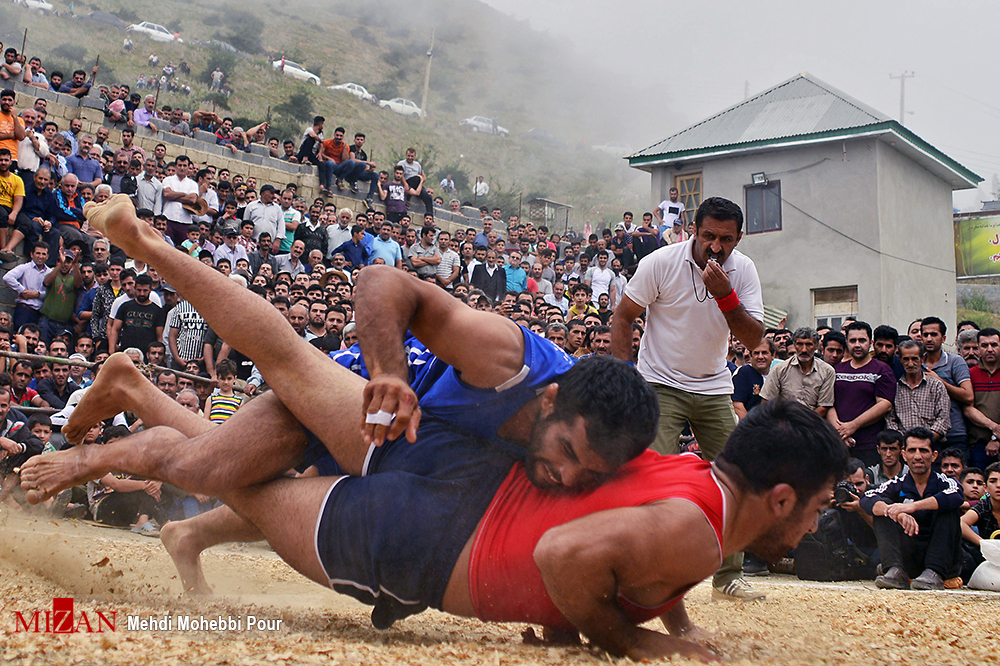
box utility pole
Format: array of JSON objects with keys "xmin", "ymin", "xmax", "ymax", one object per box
[
  {"xmin": 420, "ymin": 28, "xmax": 435, "ymax": 120},
  {"xmin": 889, "ymin": 71, "xmax": 915, "ymax": 125}
]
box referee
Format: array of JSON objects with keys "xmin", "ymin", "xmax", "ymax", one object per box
[{"xmin": 612, "ymin": 196, "xmax": 766, "ymax": 601}]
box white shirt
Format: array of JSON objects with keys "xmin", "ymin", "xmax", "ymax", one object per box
[
  {"xmin": 657, "ymin": 198, "xmax": 685, "ymax": 231},
  {"xmin": 244, "ymin": 200, "xmax": 284, "ymax": 244},
  {"xmin": 624, "ymin": 239, "xmax": 763, "ymax": 395},
  {"xmin": 161, "ymin": 174, "xmax": 199, "ymax": 225},
  {"xmin": 473, "ymin": 180, "xmax": 489, "ymax": 197},
  {"xmin": 192, "ymin": 188, "xmax": 219, "ymax": 226},
  {"xmin": 17, "ymin": 132, "xmax": 48, "ymax": 172},
  {"xmin": 587, "ymin": 266, "xmax": 614, "ymax": 303}
]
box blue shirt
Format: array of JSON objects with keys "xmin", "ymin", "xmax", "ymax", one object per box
[
  {"xmin": 333, "ymin": 239, "xmax": 369, "ymax": 269},
  {"xmin": 929, "ymin": 352, "xmax": 971, "ymax": 441},
  {"xmin": 505, "ymin": 266, "xmax": 527, "ymax": 293},
  {"xmin": 369, "ymin": 237, "xmax": 403, "ymax": 266},
  {"xmin": 66, "ymin": 154, "xmax": 103, "ymax": 184}
]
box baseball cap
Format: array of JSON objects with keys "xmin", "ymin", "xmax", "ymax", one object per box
[
  {"xmin": 160, "ymin": 281, "xmax": 176, "ymax": 293},
  {"xmin": 259, "ymin": 184, "xmax": 277, "ymax": 194}
]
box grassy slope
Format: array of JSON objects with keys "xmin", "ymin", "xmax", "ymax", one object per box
[{"xmin": 2, "ymin": 0, "xmax": 651, "ymax": 229}]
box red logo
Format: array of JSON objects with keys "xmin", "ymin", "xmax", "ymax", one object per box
[{"xmin": 13, "ymin": 598, "xmax": 116, "ymax": 633}]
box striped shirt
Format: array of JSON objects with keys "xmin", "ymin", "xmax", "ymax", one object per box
[
  {"xmin": 169, "ymin": 300, "xmax": 208, "ymax": 362},
  {"xmin": 208, "ymin": 391, "xmax": 243, "ymax": 424}
]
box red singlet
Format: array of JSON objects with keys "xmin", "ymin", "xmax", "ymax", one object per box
[{"xmin": 469, "ymin": 451, "xmax": 725, "ymax": 630}]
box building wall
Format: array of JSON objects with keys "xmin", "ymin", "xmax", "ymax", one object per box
[
  {"xmin": 651, "ymin": 139, "xmax": 882, "ymax": 329},
  {"xmin": 875, "ymin": 141, "xmax": 957, "ymax": 334}
]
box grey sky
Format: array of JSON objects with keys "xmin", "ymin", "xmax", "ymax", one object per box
[{"xmin": 482, "ymin": 0, "xmax": 1000, "ymax": 210}]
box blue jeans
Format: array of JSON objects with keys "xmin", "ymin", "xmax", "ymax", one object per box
[
  {"xmin": 356, "ymin": 170, "xmax": 379, "ymax": 199},
  {"xmin": 39, "ymin": 315, "xmax": 72, "ymax": 343},
  {"xmin": 322, "ymin": 159, "xmax": 366, "ymax": 190}
]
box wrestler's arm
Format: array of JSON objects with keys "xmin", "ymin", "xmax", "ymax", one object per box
[
  {"xmin": 534, "ymin": 502, "xmax": 719, "ymax": 662},
  {"xmin": 354, "ymin": 265, "xmax": 526, "ymax": 444}
]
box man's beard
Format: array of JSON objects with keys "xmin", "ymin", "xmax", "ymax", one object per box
[{"xmin": 745, "ymin": 523, "xmax": 798, "ymax": 564}]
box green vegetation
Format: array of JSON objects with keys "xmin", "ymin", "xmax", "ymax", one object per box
[{"xmin": 1, "ymin": 0, "xmax": 650, "ymax": 230}]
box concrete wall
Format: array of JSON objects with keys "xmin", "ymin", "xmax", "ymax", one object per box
[
  {"xmin": 875, "ymin": 140, "xmax": 957, "ymax": 333},
  {"xmin": 651, "ymin": 139, "xmax": 881, "ymax": 329}
]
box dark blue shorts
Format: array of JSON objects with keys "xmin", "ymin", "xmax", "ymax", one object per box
[{"xmin": 313, "ymin": 417, "xmax": 519, "ymax": 629}]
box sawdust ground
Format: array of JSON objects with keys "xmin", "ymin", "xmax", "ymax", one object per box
[{"xmin": 1, "ymin": 513, "xmax": 998, "ymax": 665}]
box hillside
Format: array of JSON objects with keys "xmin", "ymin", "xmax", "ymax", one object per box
[{"xmin": 0, "ymin": 0, "xmax": 666, "ymax": 229}]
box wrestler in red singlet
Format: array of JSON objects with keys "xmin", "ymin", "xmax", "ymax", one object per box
[{"xmin": 469, "ymin": 451, "xmax": 725, "ymax": 630}]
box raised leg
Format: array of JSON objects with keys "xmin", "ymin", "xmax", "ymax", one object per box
[
  {"xmin": 21, "ymin": 390, "xmax": 307, "ymax": 503},
  {"xmin": 83, "ymin": 195, "xmax": 370, "ymax": 473}
]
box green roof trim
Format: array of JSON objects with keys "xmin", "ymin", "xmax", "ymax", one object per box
[{"xmin": 627, "ymin": 120, "xmax": 982, "ymax": 186}]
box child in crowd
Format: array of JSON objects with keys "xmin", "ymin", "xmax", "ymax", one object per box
[
  {"xmin": 181, "ymin": 224, "xmax": 202, "ymax": 258},
  {"xmin": 205, "ymin": 359, "xmax": 243, "ymax": 424}
]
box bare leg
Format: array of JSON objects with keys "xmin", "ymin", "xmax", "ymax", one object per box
[
  {"xmin": 20, "ymin": 391, "xmax": 307, "ymax": 503},
  {"xmin": 63, "ymin": 352, "xmax": 211, "ymax": 444},
  {"xmin": 216, "ymin": 475, "xmax": 343, "ymax": 588},
  {"xmin": 2, "ymin": 228, "xmax": 24, "ymax": 253},
  {"xmin": 84, "ymin": 195, "xmax": 370, "ymax": 473},
  {"xmin": 160, "ymin": 506, "xmax": 261, "ymax": 595}
]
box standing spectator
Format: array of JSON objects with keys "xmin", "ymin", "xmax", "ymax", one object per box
[
  {"xmin": 3, "ymin": 244, "xmax": 50, "ymax": 329},
  {"xmin": 109, "ymin": 274, "xmax": 164, "ymax": 354},
  {"xmin": 654, "ymin": 187, "xmax": 686, "ymax": 238},
  {"xmin": 873, "ymin": 324, "xmax": 905, "ymax": 380},
  {"xmin": 732, "ymin": 338, "xmax": 774, "ymax": 420},
  {"xmin": 274, "ymin": 239, "xmax": 308, "ymax": 278},
  {"xmin": 210, "ymin": 67, "xmax": 224, "ymax": 91},
  {"xmin": 161, "ymin": 155, "xmax": 199, "ymax": 244},
  {"xmin": 585, "ymin": 250, "xmax": 614, "ymax": 305},
  {"xmin": 407, "ymin": 225, "xmax": 440, "ymax": 281},
  {"xmin": 398, "ymin": 148, "xmax": 434, "ymax": 218},
  {"xmin": 862, "ymin": 427, "xmax": 964, "ymax": 591},
  {"xmin": 473, "ymin": 175, "xmax": 489, "ymax": 199},
  {"xmin": 759, "ymin": 327, "xmax": 835, "ymax": 415},
  {"xmin": 922, "ymin": 316, "xmax": 973, "ymax": 456},
  {"xmin": 66, "ymin": 134, "xmax": 103, "ymax": 190},
  {"xmin": 39, "ymin": 249, "xmax": 81, "ymax": 342},
  {"xmin": 132, "ymin": 95, "xmax": 158, "ymax": 128},
  {"xmin": 168, "ymin": 297, "xmax": 207, "ymax": 371},
  {"xmin": 213, "ymin": 224, "xmax": 249, "ymax": 267},
  {"xmin": 962, "ymin": 327, "xmax": 1000, "ymax": 470},
  {"xmin": 16, "ymin": 108, "xmax": 48, "ymax": 177},
  {"xmin": 886, "ymin": 339, "xmax": 951, "ymax": 438},
  {"xmin": 326, "ymin": 208, "xmax": 353, "ymax": 259},
  {"xmin": 368, "ymin": 221, "xmax": 403, "ymax": 269},
  {"xmin": 611, "ymin": 196, "xmax": 765, "ymax": 601},
  {"xmin": 0, "ymin": 146, "xmax": 24, "ymax": 250},
  {"xmin": 379, "ymin": 166, "xmax": 409, "ymax": 223},
  {"xmin": 135, "ymin": 158, "xmax": 163, "ymax": 215},
  {"xmin": 244, "ymin": 184, "xmax": 282, "ymax": 252},
  {"xmin": 957, "ymin": 328, "xmax": 981, "ymax": 369},
  {"xmin": 471, "ymin": 249, "xmax": 506, "ymax": 304},
  {"xmin": 828, "ymin": 321, "xmax": 896, "ymax": 467},
  {"xmin": 0, "ymin": 90, "xmax": 26, "ymax": 164},
  {"xmin": 21, "ymin": 56, "xmax": 48, "ymax": 90},
  {"xmin": 434, "ymin": 230, "xmax": 460, "ymax": 291}
]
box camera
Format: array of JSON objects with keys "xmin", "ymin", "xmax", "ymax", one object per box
[{"xmin": 833, "ymin": 481, "xmax": 858, "ymax": 504}]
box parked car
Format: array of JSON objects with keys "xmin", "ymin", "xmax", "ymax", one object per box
[
  {"xmin": 523, "ymin": 128, "xmax": 565, "ymax": 148},
  {"xmin": 379, "ymin": 98, "xmax": 422, "ymax": 118},
  {"xmin": 460, "ymin": 115, "xmax": 509, "ymax": 137},
  {"xmin": 271, "ymin": 59, "xmax": 321, "ymax": 85},
  {"xmin": 18, "ymin": 0, "xmax": 54, "ymax": 12},
  {"xmin": 328, "ymin": 82, "xmax": 375, "ymax": 103},
  {"xmin": 591, "ymin": 141, "xmax": 634, "ymax": 157},
  {"xmin": 127, "ymin": 22, "xmax": 183, "ymax": 43}
]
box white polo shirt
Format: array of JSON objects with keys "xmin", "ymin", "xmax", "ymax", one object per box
[{"xmin": 625, "ymin": 238, "xmax": 763, "ymax": 395}]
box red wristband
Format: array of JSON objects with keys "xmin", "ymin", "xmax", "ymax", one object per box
[{"xmin": 716, "ymin": 289, "xmax": 740, "ymax": 313}]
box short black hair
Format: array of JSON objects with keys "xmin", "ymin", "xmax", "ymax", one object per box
[
  {"xmin": 135, "ymin": 274, "xmax": 153, "ymax": 287},
  {"xmin": 844, "ymin": 320, "xmax": 872, "ymax": 340},
  {"xmin": 904, "ymin": 427, "xmax": 937, "ymax": 449},
  {"xmin": 939, "ymin": 445, "xmax": 966, "ymax": 465},
  {"xmin": 960, "ymin": 467, "xmax": 984, "ymax": 483},
  {"xmin": 872, "ymin": 325, "xmax": 898, "ymax": 343},
  {"xmin": 921, "ymin": 316, "xmax": 946, "ymax": 336},
  {"xmin": 695, "ymin": 197, "xmax": 744, "ymax": 235},
  {"xmin": 549, "ymin": 356, "xmax": 659, "ymax": 468},
  {"xmin": 845, "ymin": 457, "xmax": 865, "ymax": 477},
  {"xmin": 978, "ymin": 327, "xmax": 1000, "ymax": 341},
  {"xmin": 877, "ymin": 429, "xmax": 905, "ymax": 448},
  {"xmin": 823, "ymin": 331, "xmax": 846, "ymax": 348},
  {"xmin": 716, "ymin": 400, "xmax": 848, "ymax": 507},
  {"xmin": 957, "ymin": 319, "xmax": 980, "ymax": 332}
]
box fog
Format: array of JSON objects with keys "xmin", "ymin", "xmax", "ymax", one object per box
[{"xmin": 482, "ymin": 0, "xmax": 1000, "ymax": 211}]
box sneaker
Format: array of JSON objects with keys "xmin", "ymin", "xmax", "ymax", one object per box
[
  {"xmin": 875, "ymin": 566, "xmax": 911, "ymax": 590},
  {"xmin": 712, "ymin": 578, "xmax": 766, "ymax": 601},
  {"xmin": 131, "ymin": 521, "xmax": 160, "ymax": 538},
  {"xmin": 742, "ymin": 557, "xmax": 770, "ymax": 577},
  {"xmin": 349, "ymin": 182, "xmax": 360, "ymax": 194},
  {"xmin": 911, "ymin": 568, "xmax": 944, "ymax": 591}
]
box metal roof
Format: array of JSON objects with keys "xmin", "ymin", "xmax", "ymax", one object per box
[{"xmin": 628, "ymin": 73, "xmax": 981, "ymax": 189}]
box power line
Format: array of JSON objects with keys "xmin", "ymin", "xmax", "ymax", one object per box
[{"xmin": 771, "ymin": 191, "xmax": 954, "ymax": 274}]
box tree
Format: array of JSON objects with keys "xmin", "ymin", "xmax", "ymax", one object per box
[{"xmin": 274, "ymin": 92, "xmax": 314, "ymax": 124}]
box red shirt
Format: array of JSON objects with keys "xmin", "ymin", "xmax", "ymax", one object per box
[{"xmin": 469, "ymin": 451, "xmax": 725, "ymax": 630}]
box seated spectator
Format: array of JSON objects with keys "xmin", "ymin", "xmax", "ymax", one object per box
[
  {"xmin": 86, "ymin": 425, "xmax": 166, "ymax": 536},
  {"xmin": 960, "ymin": 462, "xmax": 1000, "ymax": 581},
  {"xmin": 21, "ymin": 56, "xmax": 48, "ymax": 90},
  {"xmin": 0, "ymin": 381, "xmax": 42, "ymax": 506},
  {"xmin": 2, "ymin": 166, "xmax": 60, "ymax": 263},
  {"xmin": 960, "ymin": 466, "xmax": 986, "ymax": 505},
  {"xmin": 863, "ymin": 427, "xmax": 964, "ymax": 590},
  {"xmin": 132, "ymin": 95, "xmax": 158, "ymax": 128},
  {"xmin": 155, "ymin": 107, "xmax": 191, "ymax": 137}
]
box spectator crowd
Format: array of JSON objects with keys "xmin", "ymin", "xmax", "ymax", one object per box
[{"xmin": 0, "ymin": 45, "xmax": 997, "ymax": 591}]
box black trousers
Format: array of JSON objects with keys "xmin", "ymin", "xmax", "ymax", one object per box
[
  {"xmin": 872, "ymin": 509, "xmax": 962, "ymax": 578},
  {"xmin": 405, "ymin": 176, "xmax": 434, "ymax": 216}
]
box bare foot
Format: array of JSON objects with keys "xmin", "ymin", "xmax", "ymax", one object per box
[
  {"xmin": 160, "ymin": 520, "xmax": 214, "ymax": 596},
  {"xmin": 64, "ymin": 352, "xmax": 142, "ymax": 444},
  {"xmin": 84, "ymin": 194, "xmax": 163, "ymax": 261},
  {"xmin": 19, "ymin": 446, "xmax": 100, "ymax": 504}
]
